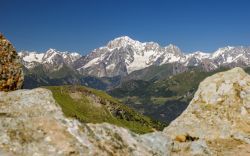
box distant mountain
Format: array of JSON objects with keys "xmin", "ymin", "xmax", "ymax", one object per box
[
  {"xmin": 19, "ymin": 48, "xmax": 81, "ymax": 70},
  {"xmin": 76, "ymin": 36, "xmax": 186, "ymax": 77},
  {"xmin": 211, "ymin": 46, "xmax": 250, "ymax": 66},
  {"xmin": 19, "ymin": 49, "xmax": 119, "ymax": 90},
  {"xmin": 19, "ymin": 36, "xmax": 250, "ymax": 79},
  {"xmin": 74, "ymin": 36, "xmax": 250, "ymax": 77}
]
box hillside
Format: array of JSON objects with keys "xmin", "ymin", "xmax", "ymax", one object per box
[
  {"xmin": 45, "ymin": 85, "xmax": 165, "ymax": 134},
  {"xmin": 122, "ymin": 63, "xmax": 187, "ymax": 82},
  {"xmin": 23, "ymin": 64, "xmax": 120, "ymax": 90},
  {"xmin": 109, "ymin": 67, "xmax": 231, "ymax": 123}
]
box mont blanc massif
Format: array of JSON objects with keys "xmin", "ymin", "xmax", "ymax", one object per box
[
  {"xmin": 20, "ymin": 36, "xmax": 250, "ymax": 78},
  {"xmin": 1, "ymin": 34, "xmax": 250, "ymax": 155}
]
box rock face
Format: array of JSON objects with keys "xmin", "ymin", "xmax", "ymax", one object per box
[
  {"xmin": 164, "ymin": 67, "xmax": 250, "ymax": 155},
  {"xmin": 0, "ymin": 34, "xmax": 24, "ymax": 91}
]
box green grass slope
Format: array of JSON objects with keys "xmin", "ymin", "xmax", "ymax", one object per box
[{"xmin": 45, "ymin": 85, "xmax": 165, "ymax": 134}]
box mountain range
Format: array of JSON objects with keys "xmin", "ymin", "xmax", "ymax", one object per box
[
  {"xmin": 19, "ymin": 48, "xmax": 81, "ymax": 69},
  {"xmin": 19, "ymin": 36, "xmax": 250, "ymax": 77}
]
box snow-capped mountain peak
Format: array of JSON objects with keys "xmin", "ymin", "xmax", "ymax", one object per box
[
  {"xmin": 76, "ymin": 36, "xmax": 186, "ymax": 77},
  {"xmin": 43, "ymin": 49, "xmax": 60, "ymax": 63},
  {"xmin": 18, "ymin": 49, "xmax": 81, "ymax": 69},
  {"xmin": 165, "ymin": 43, "xmax": 177, "ymax": 49},
  {"xmin": 19, "ymin": 51, "xmax": 44, "ymax": 63},
  {"xmin": 107, "ymin": 36, "xmax": 143, "ymax": 50},
  {"xmin": 187, "ymin": 51, "xmax": 210, "ymax": 59},
  {"xmin": 19, "ymin": 36, "xmax": 250, "ymax": 78},
  {"xmin": 164, "ymin": 44, "xmax": 183, "ymax": 55},
  {"xmin": 46, "ymin": 48, "xmax": 57, "ymax": 53},
  {"xmin": 211, "ymin": 46, "xmax": 235, "ymax": 58},
  {"xmin": 211, "ymin": 46, "xmax": 250, "ymax": 65}
]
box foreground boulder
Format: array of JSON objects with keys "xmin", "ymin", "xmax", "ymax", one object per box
[
  {"xmin": 0, "ymin": 33, "xmax": 24, "ymax": 91},
  {"xmin": 164, "ymin": 67, "xmax": 250, "ymax": 155}
]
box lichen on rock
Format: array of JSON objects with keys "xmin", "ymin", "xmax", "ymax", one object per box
[{"xmin": 0, "ymin": 33, "xmax": 24, "ymax": 91}]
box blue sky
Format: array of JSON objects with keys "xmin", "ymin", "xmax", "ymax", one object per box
[{"xmin": 1, "ymin": 0, "xmax": 250, "ymax": 54}]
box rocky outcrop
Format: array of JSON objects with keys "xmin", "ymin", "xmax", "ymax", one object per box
[
  {"xmin": 164, "ymin": 67, "xmax": 250, "ymax": 155},
  {"xmin": 0, "ymin": 34, "xmax": 24, "ymax": 91}
]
